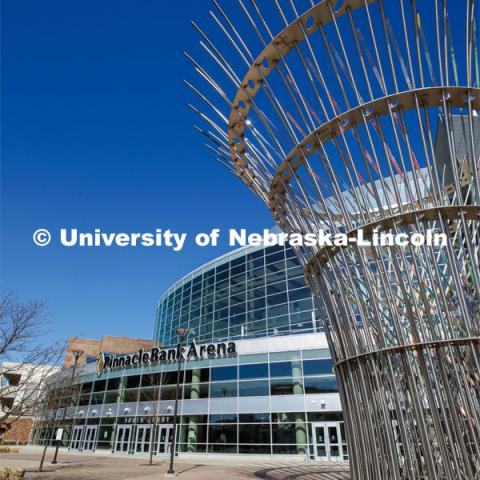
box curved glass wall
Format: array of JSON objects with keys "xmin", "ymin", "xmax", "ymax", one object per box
[{"xmin": 155, "ymin": 244, "xmax": 323, "ymax": 347}]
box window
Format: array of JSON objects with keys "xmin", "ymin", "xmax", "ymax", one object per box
[
  {"xmin": 78, "ymin": 394, "xmax": 90, "ymax": 406},
  {"xmin": 239, "ymin": 380, "xmax": 269, "ymax": 397},
  {"xmin": 124, "ymin": 389, "xmax": 139, "ymax": 402},
  {"xmin": 209, "ymin": 414, "xmax": 237, "ymax": 423},
  {"xmin": 272, "ymin": 423, "xmax": 297, "ymax": 443},
  {"xmin": 288, "ymin": 288, "xmax": 311, "ymax": 302},
  {"xmin": 162, "ymin": 371, "xmax": 183, "ymax": 385},
  {"xmin": 267, "ymin": 292, "xmax": 288, "ymax": 306},
  {"xmin": 208, "ymin": 424, "xmax": 237, "ymax": 444},
  {"xmin": 239, "ymin": 363, "xmax": 268, "ymax": 379},
  {"xmin": 270, "ymin": 362, "xmax": 297, "ymax": 377},
  {"xmin": 210, "ymin": 382, "xmax": 237, "ymax": 398},
  {"xmin": 270, "ymin": 378, "xmax": 296, "ymax": 395},
  {"xmin": 239, "ymin": 424, "xmax": 271, "ymax": 444},
  {"xmin": 141, "ymin": 373, "xmax": 161, "ymax": 387},
  {"xmin": 139, "ymin": 388, "xmax": 157, "ymax": 401},
  {"xmin": 267, "ymin": 281, "xmax": 287, "ymax": 295},
  {"xmin": 304, "ymin": 376, "xmax": 338, "ymax": 393},
  {"xmin": 183, "ymin": 383, "xmax": 209, "ymax": 399},
  {"xmin": 239, "ymin": 413, "xmax": 270, "ymax": 423},
  {"xmin": 211, "ymin": 366, "xmax": 237, "ymax": 381},
  {"xmin": 81, "ymin": 382, "xmax": 93, "ymax": 394},
  {"xmin": 93, "ymin": 380, "xmax": 106, "ymax": 392},
  {"xmin": 160, "ymin": 385, "xmax": 176, "ymax": 400},
  {"xmin": 125, "ymin": 375, "xmax": 140, "ymax": 389},
  {"xmin": 288, "ymin": 277, "xmax": 305, "ymax": 290},
  {"xmin": 272, "ymin": 412, "xmax": 305, "ymax": 423},
  {"xmin": 302, "ymin": 359, "xmax": 333, "ymax": 376},
  {"xmin": 104, "ymin": 391, "xmax": 118, "ymax": 404}
]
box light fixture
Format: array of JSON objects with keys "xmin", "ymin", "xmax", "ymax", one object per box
[{"xmin": 175, "ymin": 327, "xmax": 190, "ymax": 339}]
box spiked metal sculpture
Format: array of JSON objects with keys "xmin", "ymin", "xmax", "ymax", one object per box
[{"xmin": 187, "ymin": 1, "xmax": 480, "ymax": 478}]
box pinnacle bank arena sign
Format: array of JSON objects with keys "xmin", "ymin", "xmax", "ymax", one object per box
[{"xmin": 97, "ymin": 341, "xmax": 237, "ymax": 374}]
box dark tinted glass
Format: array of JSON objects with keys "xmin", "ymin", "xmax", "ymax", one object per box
[
  {"xmin": 239, "ymin": 424, "xmax": 271, "ymax": 444},
  {"xmin": 272, "ymin": 423, "xmax": 296, "ymax": 443},
  {"xmin": 239, "ymin": 363, "xmax": 268, "ymax": 379},
  {"xmin": 126, "ymin": 375, "xmax": 140, "ymax": 389},
  {"xmin": 106, "ymin": 377, "xmax": 121, "ymax": 391},
  {"xmin": 239, "ymin": 413, "xmax": 270, "ymax": 423},
  {"xmin": 304, "ymin": 376, "xmax": 338, "ymax": 393},
  {"xmin": 302, "ymin": 359, "xmax": 333, "ymax": 376},
  {"xmin": 208, "ymin": 424, "xmax": 237, "ymax": 443},
  {"xmin": 210, "ymin": 366, "xmax": 237, "ymax": 381},
  {"xmin": 209, "ymin": 414, "xmax": 237, "ymax": 423},
  {"xmin": 239, "ymin": 380, "xmax": 269, "ymax": 397},
  {"xmin": 141, "ymin": 373, "xmax": 161, "ymax": 387},
  {"xmin": 81, "ymin": 382, "xmax": 93, "ymax": 393},
  {"xmin": 162, "ymin": 371, "xmax": 184, "ymax": 385},
  {"xmin": 270, "ymin": 378, "xmax": 295, "ymax": 395},
  {"xmin": 93, "ymin": 380, "xmax": 106, "ymax": 392},
  {"xmin": 210, "ymin": 382, "xmax": 237, "ymax": 398},
  {"xmin": 269, "ymin": 362, "xmax": 295, "ymax": 377},
  {"xmin": 288, "ymin": 288, "xmax": 311, "ymax": 302}
]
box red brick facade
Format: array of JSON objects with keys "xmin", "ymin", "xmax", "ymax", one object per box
[
  {"xmin": 0, "ymin": 418, "xmax": 33, "ymax": 445},
  {"xmin": 64, "ymin": 335, "xmax": 153, "ymax": 366}
]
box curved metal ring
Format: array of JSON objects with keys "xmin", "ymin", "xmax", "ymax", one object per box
[
  {"xmin": 228, "ymin": 0, "xmax": 376, "ymax": 184},
  {"xmin": 268, "ymin": 86, "xmax": 480, "ymax": 220},
  {"xmin": 304, "ymin": 205, "xmax": 480, "ymax": 273}
]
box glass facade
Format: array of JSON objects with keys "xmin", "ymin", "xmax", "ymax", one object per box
[
  {"xmin": 31, "ymin": 346, "xmax": 343, "ymax": 457},
  {"xmin": 155, "ymin": 244, "xmax": 323, "ymax": 348},
  {"xmin": 31, "ymin": 243, "xmax": 344, "ymax": 459}
]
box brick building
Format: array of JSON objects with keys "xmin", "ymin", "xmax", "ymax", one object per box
[
  {"xmin": 64, "ymin": 336, "xmax": 154, "ymax": 367},
  {"xmin": 1, "ymin": 336, "xmax": 154, "ymax": 444}
]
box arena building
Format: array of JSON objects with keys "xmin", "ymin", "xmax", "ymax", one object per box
[{"xmin": 30, "ymin": 242, "xmax": 346, "ymax": 460}]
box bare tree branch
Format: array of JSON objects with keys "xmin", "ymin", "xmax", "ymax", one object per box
[{"xmin": 0, "ymin": 291, "xmax": 65, "ymax": 427}]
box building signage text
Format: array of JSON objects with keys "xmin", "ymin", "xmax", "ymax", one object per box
[{"xmin": 98, "ymin": 341, "xmax": 237, "ymax": 373}]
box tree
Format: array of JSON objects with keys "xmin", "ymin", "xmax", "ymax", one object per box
[
  {"xmin": 36, "ymin": 378, "xmax": 65, "ymax": 472},
  {"xmin": 0, "ymin": 291, "xmax": 63, "ymax": 431}
]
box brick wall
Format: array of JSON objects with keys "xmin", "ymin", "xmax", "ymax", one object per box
[
  {"xmin": 64, "ymin": 338, "xmax": 101, "ymax": 366},
  {"xmin": 64, "ymin": 336, "xmax": 153, "ymax": 366},
  {"xmin": 0, "ymin": 418, "xmax": 33, "ymax": 445}
]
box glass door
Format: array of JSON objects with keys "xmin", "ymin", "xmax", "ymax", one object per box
[
  {"xmin": 135, "ymin": 425, "xmax": 152, "ymax": 454},
  {"xmin": 70, "ymin": 426, "xmax": 84, "ymax": 450},
  {"xmin": 82, "ymin": 425, "xmax": 97, "ymax": 451},
  {"xmin": 312, "ymin": 422, "xmax": 346, "ymax": 461},
  {"xmin": 115, "ymin": 425, "xmax": 133, "ymax": 453},
  {"xmin": 156, "ymin": 425, "xmax": 172, "ymax": 454}
]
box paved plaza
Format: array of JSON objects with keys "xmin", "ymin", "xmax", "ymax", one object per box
[{"xmin": 0, "ymin": 447, "xmax": 350, "ymax": 480}]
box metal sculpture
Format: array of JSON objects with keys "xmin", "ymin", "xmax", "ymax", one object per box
[{"xmin": 187, "ymin": 1, "xmax": 480, "ymax": 478}]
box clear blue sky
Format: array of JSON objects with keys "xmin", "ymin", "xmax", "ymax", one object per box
[{"xmin": 1, "ymin": 0, "xmax": 272, "ymax": 344}]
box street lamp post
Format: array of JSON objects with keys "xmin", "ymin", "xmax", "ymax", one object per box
[
  {"xmin": 166, "ymin": 327, "xmax": 189, "ymax": 477},
  {"xmin": 51, "ymin": 348, "xmax": 84, "ymax": 464}
]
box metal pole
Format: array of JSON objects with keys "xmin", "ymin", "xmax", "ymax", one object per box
[
  {"xmin": 167, "ymin": 329, "xmax": 187, "ymax": 476},
  {"xmin": 51, "ymin": 349, "xmax": 83, "ymax": 464}
]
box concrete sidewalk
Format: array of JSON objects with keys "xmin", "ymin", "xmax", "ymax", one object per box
[{"xmin": 0, "ymin": 446, "xmax": 350, "ymax": 480}]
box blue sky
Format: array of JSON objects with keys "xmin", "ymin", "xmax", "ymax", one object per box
[{"xmin": 1, "ymin": 0, "xmax": 273, "ymax": 345}]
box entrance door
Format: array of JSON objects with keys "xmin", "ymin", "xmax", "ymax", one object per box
[
  {"xmin": 135, "ymin": 425, "xmax": 152, "ymax": 454},
  {"xmin": 115, "ymin": 425, "xmax": 133, "ymax": 453},
  {"xmin": 312, "ymin": 422, "xmax": 347, "ymax": 461},
  {"xmin": 70, "ymin": 426, "xmax": 84, "ymax": 450},
  {"xmin": 82, "ymin": 425, "xmax": 97, "ymax": 451},
  {"xmin": 156, "ymin": 425, "xmax": 173, "ymax": 454}
]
